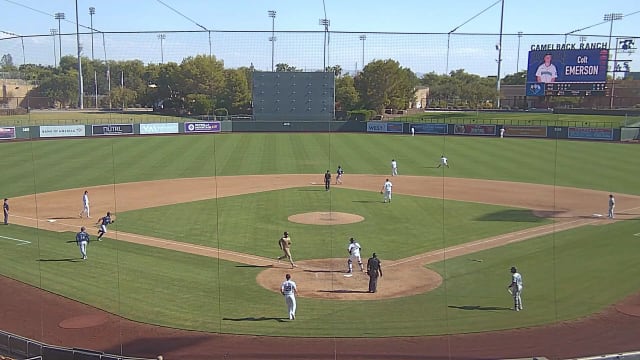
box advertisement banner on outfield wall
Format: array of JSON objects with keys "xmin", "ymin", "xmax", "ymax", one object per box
[
  {"xmin": 92, "ymin": 124, "xmax": 134, "ymax": 136},
  {"xmin": 568, "ymin": 127, "xmax": 613, "ymax": 140},
  {"xmin": 453, "ymin": 124, "xmax": 496, "ymax": 135},
  {"xmin": 39, "ymin": 125, "xmax": 86, "ymax": 138},
  {"xmin": 412, "ymin": 123, "xmax": 448, "ymax": 134},
  {"xmin": 504, "ymin": 126, "xmax": 547, "ymax": 137},
  {"xmin": 0, "ymin": 127, "xmax": 16, "ymax": 140},
  {"xmin": 366, "ymin": 122, "xmax": 387, "ymax": 133},
  {"xmin": 184, "ymin": 121, "xmax": 221, "ymax": 133},
  {"xmin": 386, "ymin": 122, "xmax": 404, "ymax": 133},
  {"xmin": 140, "ymin": 123, "xmax": 179, "ymax": 135}
]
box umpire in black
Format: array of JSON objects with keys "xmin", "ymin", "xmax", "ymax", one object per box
[
  {"xmin": 324, "ymin": 170, "xmax": 331, "ymax": 191},
  {"xmin": 367, "ymin": 252, "xmax": 382, "ymax": 293}
]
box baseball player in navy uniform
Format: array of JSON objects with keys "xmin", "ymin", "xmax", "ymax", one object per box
[
  {"xmin": 347, "ymin": 237, "xmax": 364, "ymax": 273},
  {"xmin": 76, "ymin": 226, "xmax": 90, "ymax": 260},
  {"xmin": 508, "ymin": 266, "xmax": 523, "ymax": 311},
  {"xmin": 367, "ymin": 253, "xmax": 382, "ymax": 293},
  {"xmin": 324, "ymin": 170, "xmax": 331, "ymax": 191},
  {"xmin": 96, "ymin": 211, "xmax": 115, "ymax": 241},
  {"xmin": 2, "ymin": 198, "xmax": 8, "ymax": 225},
  {"xmin": 280, "ymin": 273, "xmax": 298, "ymax": 320},
  {"xmin": 79, "ymin": 190, "xmax": 90, "ymax": 218}
]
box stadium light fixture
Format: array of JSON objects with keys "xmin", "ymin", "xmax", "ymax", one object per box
[
  {"xmin": 319, "ymin": 18, "xmax": 330, "ymax": 71},
  {"xmin": 54, "ymin": 12, "xmax": 65, "ymax": 63},
  {"xmin": 359, "ymin": 34, "xmax": 366, "ymax": 73},
  {"xmin": 157, "ymin": 34, "xmax": 166, "ymax": 63},
  {"xmin": 89, "ymin": 7, "xmax": 96, "ymax": 61},
  {"xmin": 268, "ymin": 10, "xmax": 277, "ymax": 72},
  {"xmin": 603, "ymin": 13, "xmax": 623, "ymax": 52},
  {"xmin": 516, "ymin": 31, "xmax": 523, "ymax": 72},
  {"xmin": 50, "ymin": 28, "xmax": 58, "ymax": 67}
]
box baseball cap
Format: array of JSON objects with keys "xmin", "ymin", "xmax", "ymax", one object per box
[{"xmin": 284, "ymin": 231, "xmax": 288, "ymax": 236}]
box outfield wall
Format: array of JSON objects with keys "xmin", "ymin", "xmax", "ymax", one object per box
[{"xmin": 0, "ymin": 121, "xmax": 623, "ymax": 141}]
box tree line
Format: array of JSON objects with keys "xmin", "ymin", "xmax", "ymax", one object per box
[{"xmin": 1, "ymin": 52, "xmax": 520, "ymax": 115}]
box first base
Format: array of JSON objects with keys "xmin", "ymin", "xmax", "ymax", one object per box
[
  {"xmin": 592, "ymin": 213, "xmax": 603, "ymax": 218},
  {"xmin": 343, "ymin": 274, "xmax": 353, "ymax": 278},
  {"xmin": 47, "ymin": 219, "xmax": 56, "ymax": 223}
]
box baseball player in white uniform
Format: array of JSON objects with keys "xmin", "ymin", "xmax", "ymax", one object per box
[
  {"xmin": 391, "ymin": 159, "xmax": 398, "ymax": 176},
  {"xmin": 347, "ymin": 237, "xmax": 364, "ymax": 273},
  {"xmin": 381, "ymin": 178, "xmax": 393, "ymax": 203},
  {"xmin": 280, "ymin": 273, "xmax": 298, "ymax": 320},
  {"xmin": 508, "ymin": 266, "xmax": 523, "ymax": 311},
  {"xmin": 608, "ymin": 194, "xmax": 616, "ymax": 219},
  {"xmin": 79, "ymin": 190, "xmax": 90, "ymax": 218},
  {"xmin": 437, "ymin": 155, "xmax": 449, "ymax": 168}
]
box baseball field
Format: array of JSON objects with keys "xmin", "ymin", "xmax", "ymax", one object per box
[{"xmin": 1, "ymin": 132, "xmax": 640, "ymax": 358}]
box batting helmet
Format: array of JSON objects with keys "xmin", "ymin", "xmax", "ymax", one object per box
[{"xmin": 510, "ymin": 266, "xmax": 517, "ymax": 273}]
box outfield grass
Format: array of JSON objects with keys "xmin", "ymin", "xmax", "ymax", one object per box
[{"xmin": 0, "ymin": 133, "xmax": 638, "ymax": 337}]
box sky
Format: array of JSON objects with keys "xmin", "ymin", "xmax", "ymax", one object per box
[{"xmin": 0, "ymin": 0, "xmax": 638, "ymax": 76}]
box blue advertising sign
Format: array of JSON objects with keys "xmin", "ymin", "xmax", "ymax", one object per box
[
  {"xmin": 386, "ymin": 122, "xmax": 403, "ymax": 133},
  {"xmin": 526, "ymin": 49, "xmax": 608, "ymax": 96},
  {"xmin": 412, "ymin": 123, "xmax": 447, "ymax": 135},
  {"xmin": 184, "ymin": 122, "xmax": 221, "ymax": 133},
  {"xmin": 567, "ymin": 127, "xmax": 613, "ymax": 140}
]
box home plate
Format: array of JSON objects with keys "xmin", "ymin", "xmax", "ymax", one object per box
[
  {"xmin": 592, "ymin": 213, "xmax": 603, "ymax": 218},
  {"xmin": 343, "ymin": 274, "xmax": 353, "ymax": 277}
]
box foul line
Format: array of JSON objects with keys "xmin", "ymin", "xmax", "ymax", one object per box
[{"xmin": 0, "ymin": 235, "xmax": 31, "ymax": 245}]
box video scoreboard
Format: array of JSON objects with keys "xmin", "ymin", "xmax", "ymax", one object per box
[{"xmin": 526, "ymin": 48, "xmax": 608, "ymax": 97}]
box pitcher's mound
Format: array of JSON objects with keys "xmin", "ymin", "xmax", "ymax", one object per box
[{"xmin": 288, "ymin": 212, "xmax": 364, "ymax": 225}]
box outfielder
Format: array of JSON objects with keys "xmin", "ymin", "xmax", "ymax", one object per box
[
  {"xmin": 280, "ymin": 273, "xmax": 298, "ymax": 320},
  {"xmin": 508, "ymin": 266, "xmax": 523, "ymax": 311},
  {"xmin": 437, "ymin": 155, "xmax": 449, "ymax": 168},
  {"xmin": 347, "ymin": 237, "xmax": 364, "ymax": 273},
  {"xmin": 96, "ymin": 211, "xmax": 115, "ymax": 241},
  {"xmin": 79, "ymin": 190, "xmax": 90, "ymax": 218},
  {"xmin": 76, "ymin": 226, "xmax": 90, "ymax": 260},
  {"xmin": 381, "ymin": 178, "xmax": 393, "ymax": 203},
  {"xmin": 277, "ymin": 231, "xmax": 296, "ymax": 268}
]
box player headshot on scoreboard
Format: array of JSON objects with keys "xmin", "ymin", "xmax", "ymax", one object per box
[{"xmin": 535, "ymin": 52, "xmax": 558, "ymax": 83}]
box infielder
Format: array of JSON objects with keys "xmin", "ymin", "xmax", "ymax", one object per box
[
  {"xmin": 277, "ymin": 231, "xmax": 296, "ymax": 268},
  {"xmin": 96, "ymin": 211, "xmax": 115, "ymax": 241},
  {"xmin": 381, "ymin": 178, "xmax": 393, "ymax": 203},
  {"xmin": 508, "ymin": 266, "xmax": 523, "ymax": 311},
  {"xmin": 391, "ymin": 159, "xmax": 398, "ymax": 176},
  {"xmin": 76, "ymin": 226, "xmax": 90, "ymax": 260},
  {"xmin": 336, "ymin": 166, "xmax": 344, "ymax": 184},
  {"xmin": 79, "ymin": 190, "xmax": 90, "ymax": 218},
  {"xmin": 608, "ymin": 194, "xmax": 615, "ymax": 219},
  {"xmin": 347, "ymin": 237, "xmax": 364, "ymax": 273},
  {"xmin": 2, "ymin": 198, "xmax": 8, "ymax": 225},
  {"xmin": 280, "ymin": 273, "xmax": 298, "ymax": 320},
  {"xmin": 437, "ymin": 155, "xmax": 449, "ymax": 168}
]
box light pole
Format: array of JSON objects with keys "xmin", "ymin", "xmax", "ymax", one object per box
[
  {"xmin": 89, "ymin": 7, "xmax": 95, "ymax": 61},
  {"xmin": 495, "ymin": 0, "xmax": 505, "ymax": 109},
  {"xmin": 516, "ymin": 31, "xmax": 523, "ymax": 72},
  {"xmin": 604, "ymin": 13, "xmax": 622, "ymax": 109},
  {"xmin": 579, "ymin": 36, "xmax": 587, "ymax": 45},
  {"xmin": 359, "ymin": 34, "xmax": 366, "ymax": 73},
  {"xmin": 157, "ymin": 34, "xmax": 166, "ymax": 63},
  {"xmin": 319, "ymin": 18, "xmax": 330, "ymax": 71},
  {"xmin": 268, "ymin": 10, "xmax": 276, "ymax": 72},
  {"xmin": 75, "ymin": 0, "xmax": 84, "ymax": 109},
  {"xmin": 54, "ymin": 12, "xmax": 65, "ymax": 63},
  {"xmin": 50, "ymin": 28, "xmax": 58, "ymax": 67}
]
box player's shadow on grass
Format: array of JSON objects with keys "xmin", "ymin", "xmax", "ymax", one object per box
[
  {"xmin": 235, "ymin": 264, "xmax": 273, "ymax": 268},
  {"xmin": 304, "ymin": 269, "xmax": 344, "ymax": 273},
  {"xmin": 318, "ymin": 289, "xmax": 370, "ymax": 294},
  {"xmin": 352, "ymin": 200, "xmax": 380, "ymax": 203},
  {"xmin": 448, "ymin": 305, "xmax": 512, "ymax": 311},
  {"xmin": 48, "ymin": 216, "xmax": 79, "ymax": 220},
  {"xmin": 477, "ymin": 209, "xmax": 547, "ymax": 222},
  {"xmin": 223, "ymin": 316, "xmax": 288, "ymax": 322},
  {"xmin": 37, "ymin": 258, "xmax": 80, "ymax": 262},
  {"xmin": 297, "ymin": 188, "xmax": 326, "ymax": 192}
]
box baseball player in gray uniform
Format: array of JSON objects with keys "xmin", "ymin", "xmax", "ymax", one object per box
[
  {"xmin": 280, "ymin": 273, "xmax": 298, "ymax": 320},
  {"xmin": 76, "ymin": 226, "xmax": 90, "ymax": 260},
  {"xmin": 608, "ymin": 194, "xmax": 616, "ymax": 219},
  {"xmin": 508, "ymin": 266, "xmax": 523, "ymax": 311}
]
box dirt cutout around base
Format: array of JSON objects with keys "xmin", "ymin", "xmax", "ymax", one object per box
[{"xmin": 288, "ymin": 211, "xmax": 364, "ymax": 225}]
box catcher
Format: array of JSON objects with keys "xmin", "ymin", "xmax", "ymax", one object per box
[
  {"xmin": 96, "ymin": 211, "xmax": 115, "ymax": 241},
  {"xmin": 507, "ymin": 266, "xmax": 523, "ymax": 311}
]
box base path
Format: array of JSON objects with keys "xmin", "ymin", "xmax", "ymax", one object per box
[{"xmin": 3, "ymin": 174, "xmax": 640, "ymax": 359}]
